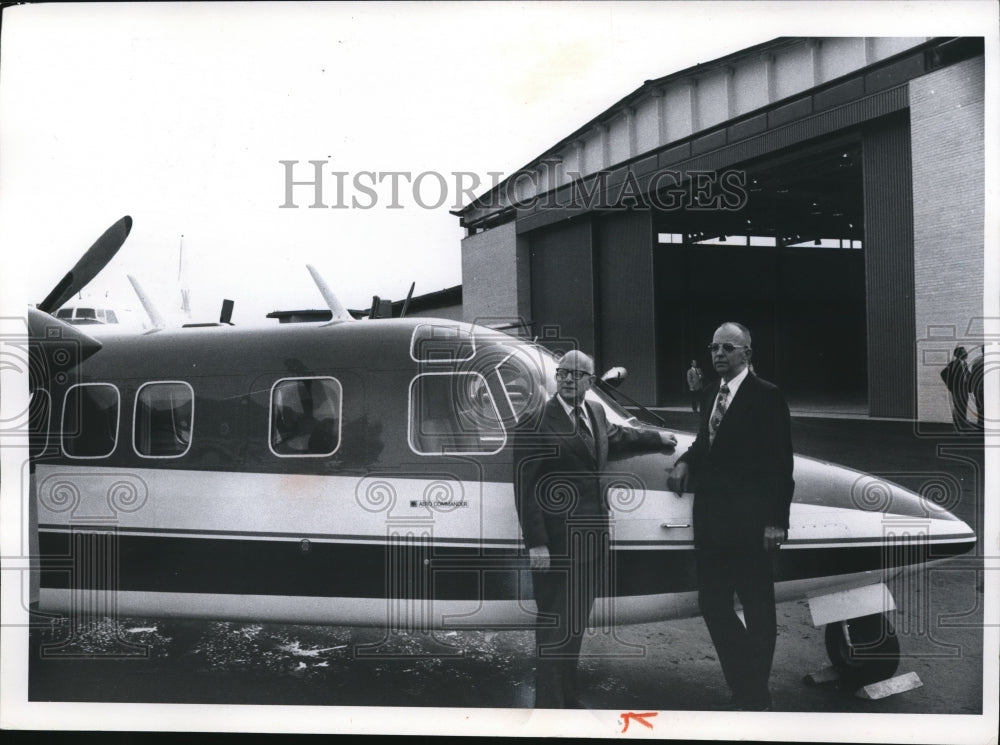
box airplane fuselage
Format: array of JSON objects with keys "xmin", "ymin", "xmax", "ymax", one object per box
[{"xmin": 31, "ymin": 318, "xmax": 976, "ymax": 629}]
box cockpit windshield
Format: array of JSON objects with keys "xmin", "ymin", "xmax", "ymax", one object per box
[
  {"xmin": 469, "ymin": 331, "xmax": 640, "ymax": 429},
  {"xmin": 405, "ymin": 323, "xmax": 654, "ymax": 455}
]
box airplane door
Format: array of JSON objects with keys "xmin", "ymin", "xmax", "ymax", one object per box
[
  {"xmin": 601, "ymin": 444, "xmax": 698, "ymax": 616},
  {"xmin": 606, "ymin": 447, "xmax": 694, "ymax": 546}
]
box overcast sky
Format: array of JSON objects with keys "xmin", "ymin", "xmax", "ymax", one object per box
[{"xmin": 0, "ymin": 1, "xmax": 992, "ymax": 326}]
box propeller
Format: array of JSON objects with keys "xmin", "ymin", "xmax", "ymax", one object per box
[{"xmin": 38, "ymin": 216, "xmax": 133, "ymax": 314}]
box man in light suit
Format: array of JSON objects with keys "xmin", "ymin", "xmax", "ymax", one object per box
[
  {"xmin": 668, "ymin": 323, "xmax": 794, "ymax": 711},
  {"xmin": 514, "ymin": 349, "xmax": 675, "ymax": 708}
]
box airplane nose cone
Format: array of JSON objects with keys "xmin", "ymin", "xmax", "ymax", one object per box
[
  {"xmin": 849, "ymin": 469, "xmax": 976, "ymax": 556},
  {"xmin": 789, "ymin": 455, "xmax": 976, "ymax": 559}
]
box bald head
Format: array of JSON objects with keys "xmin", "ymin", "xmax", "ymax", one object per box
[
  {"xmin": 560, "ymin": 350, "xmax": 595, "ymax": 375},
  {"xmin": 718, "ymin": 322, "xmax": 752, "ymax": 348}
]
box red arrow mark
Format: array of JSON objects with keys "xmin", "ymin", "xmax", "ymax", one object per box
[{"xmin": 620, "ymin": 711, "xmax": 658, "ymax": 733}]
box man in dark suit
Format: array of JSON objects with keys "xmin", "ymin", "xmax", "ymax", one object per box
[
  {"xmin": 514, "ymin": 350, "xmax": 675, "ymax": 708},
  {"xmin": 969, "ymin": 349, "xmax": 985, "ymax": 430},
  {"xmin": 667, "ymin": 323, "xmax": 794, "ymax": 711},
  {"xmin": 940, "ymin": 345, "xmax": 972, "ymax": 431}
]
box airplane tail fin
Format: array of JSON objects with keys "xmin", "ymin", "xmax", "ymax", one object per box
[
  {"xmin": 306, "ymin": 265, "xmax": 354, "ymax": 322},
  {"xmin": 127, "ymin": 274, "xmax": 167, "ymax": 329}
]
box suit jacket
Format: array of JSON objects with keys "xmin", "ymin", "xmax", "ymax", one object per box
[
  {"xmin": 678, "ymin": 373, "xmax": 794, "ymax": 551},
  {"xmin": 940, "ymin": 358, "xmax": 969, "ymax": 397},
  {"xmin": 514, "ymin": 395, "xmax": 664, "ymax": 558}
]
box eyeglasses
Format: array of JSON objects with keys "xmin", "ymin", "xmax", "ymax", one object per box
[
  {"xmin": 555, "ymin": 368, "xmax": 592, "ymax": 381},
  {"xmin": 707, "ymin": 343, "xmax": 749, "ymax": 353}
]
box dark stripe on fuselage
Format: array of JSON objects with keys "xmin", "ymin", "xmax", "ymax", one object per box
[
  {"xmin": 38, "ymin": 524, "xmax": 977, "ymax": 548},
  {"xmin": 37, "ymin": 523, "xmax": 522, "ymax": 546},
  {"xmin": 38, "ymin": 531, "xmax": 975, "ymax": 600}
]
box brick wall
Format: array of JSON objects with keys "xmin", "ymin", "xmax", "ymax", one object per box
[
  {"xmin": 910, "ymin": 56, "xmax": 985, "ymax": 422},
  {"xmin": 460, "ymin": 221, "xmax": 530, "ymax": 327}
]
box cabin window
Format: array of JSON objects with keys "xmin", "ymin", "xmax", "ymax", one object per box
[
  {"xmin": 269, "ymin": 377, "xmax": 342, "ymax": 457},
  {"xmin": 409, "ymin": 323, "xmax": 476, "ymax": 363},
  {"xmin": 61, "ymin": 383, "xmax": 120, "ymax": 459},
  {"xmin": 134, "ymin": 381, "xmax": 194, "ymax": 458},
  {"xmin": 409, "ymin": 372, "xmax": 506, "ymax": 455}
]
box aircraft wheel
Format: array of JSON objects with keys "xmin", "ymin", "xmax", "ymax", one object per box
[{"xmin": 824, "ymin": 613, "xmax": 900, "ymax": 686}]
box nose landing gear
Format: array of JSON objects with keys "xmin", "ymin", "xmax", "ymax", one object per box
[{"xmin": 824, "ymin": 613, "xmax": 900, "ymax": 685}]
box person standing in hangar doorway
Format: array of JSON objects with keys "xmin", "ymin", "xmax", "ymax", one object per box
[
  {"xmin": 940, "ymin": 346, "xmax": 973, "ymax": 432},
  {"xmin": 969, "ymin": 348, "xmax": 986, "ymax": 430},
  {"xmin": 667, "ymin": 322, "xmax": 794, "ymax": 711},
  {"xmin": 513, "ymin": 349, "xmax": 676, "ymax": 709},
  {"xmin": 686, "ymin": 359, "xmax": 704, "ymax": 412}
]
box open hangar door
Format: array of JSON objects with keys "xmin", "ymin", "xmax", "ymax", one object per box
[{"xmin": 653, "ymin": 134, "xmax": 868, "ymax": 410}]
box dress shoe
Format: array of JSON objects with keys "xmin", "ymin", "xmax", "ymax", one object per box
[
  {"xmin": 720, "ymin": 696, "xmax": 742, "ymax": 711},
  {"xmin": 737, "ymin": 695, "xmax": 773, "ymax": 712},
  {"xmin": 722, "ymin": 694, "xmax": 772, "ymax": 712}
]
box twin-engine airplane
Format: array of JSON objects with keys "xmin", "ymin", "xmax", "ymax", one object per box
[{"xmin": 26, "ymin": 217, "xmax": 976, "ymax": 685}]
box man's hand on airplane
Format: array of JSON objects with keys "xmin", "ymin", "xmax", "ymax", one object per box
[
  {"xmin": 667, "ymin": 461, "xmax": 689, "ymax": 496},
  {"xmin": 763, "ymin": 525, "xmax": 787, "ymax": 552},
  {"xmin": 658, "ymin": 430, "xmax": 677, "ymax": 449}
]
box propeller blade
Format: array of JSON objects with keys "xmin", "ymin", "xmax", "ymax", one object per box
[{"xmin": 38, "ymin": 216, "xmax": 133, "ymax": 313}]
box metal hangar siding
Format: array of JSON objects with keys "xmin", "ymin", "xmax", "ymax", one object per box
[{"xmin": 456, "ymin": 37, "xmax": 985, "ymax": 422}]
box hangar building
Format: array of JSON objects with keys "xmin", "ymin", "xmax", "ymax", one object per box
[{"xmin": 455, "ymin": 37, "xmax": 985, "ymax": 422}]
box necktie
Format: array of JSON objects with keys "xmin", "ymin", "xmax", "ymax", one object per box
[
  {"xmin": 709, "ymin": 382, "xmax": 730, "ymax": 445},
  {"xmin": 574, "ymin": 406, "xmax": 596, "ymax": 459}
]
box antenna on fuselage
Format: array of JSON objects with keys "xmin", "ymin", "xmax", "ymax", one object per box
[
  {"xmin": 305, "ymin": 265, "xmax": 354, "ymax": 322},
  {"xmin": 369, "ymin": 295, "xmax": 392, "ymax": 319},
  {"xmin": 219, "ymin": 299, "xmax": 235, "ymax": 325},
  {"xmin": 399, "ymin": 282, "xmax": 415, "ymax": 318},
  {"xmin": 178, "ymin": 234, "xmax": 192, "ymax": 320}
]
